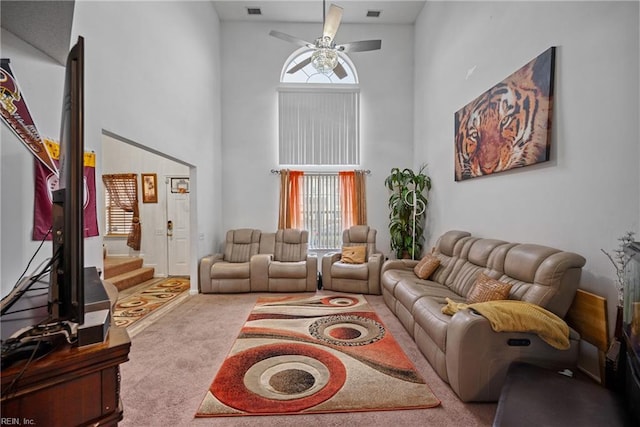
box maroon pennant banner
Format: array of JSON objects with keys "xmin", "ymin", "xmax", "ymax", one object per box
[
  {"xmin": 33, "ymin": 139, "xmax": 99, "ymax": 240},
  {"xmin": 1, "ymin": 58, "xmax": 58, "ymax": 175}
]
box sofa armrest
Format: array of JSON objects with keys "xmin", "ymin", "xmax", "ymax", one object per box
[
  {"xmin": 199, "ymin": 254, "xmax": 224, "ymax": 293},
  {"xmin": 306, "ymin": 253, "xmax": 318, "ymax": 291},
  {"xmin": 381, "ymin": 259, "xmax": 419, "ymax": 276},
  {"xmin": 366, "ymin": 253, "xmax": 384, "ymax": 295},
  {"xmin": 445, "ymin": 308, "xmax": 579, "ymax": 402},
  {"xmin": 321, "ymin": 252, "xmax": 342, "ymax": 289},
  {"xmin": 250, "ymin": 253, "xmax": 272, "ymax": 292}
]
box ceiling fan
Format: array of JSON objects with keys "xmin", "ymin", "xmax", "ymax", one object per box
[{"xmin": 269, "ymin": 1, "xmax": 382, "ymax": 79}]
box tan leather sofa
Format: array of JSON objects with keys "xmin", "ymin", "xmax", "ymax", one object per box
[
  {"xmin": 200, "ymin": 228, "xmax": 317, "ymax": 293},
  {"xmin": 321, "ymin": 225, "xmax": 383, "ymax": 295},
  {"xmin": 381, "ymin": 230, "xmax": 586, "ymax": 402}
]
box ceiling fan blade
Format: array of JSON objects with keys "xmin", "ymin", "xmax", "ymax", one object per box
[
  {"xmin": 269, "ymin": 30, "xmax": 314, "ymax": 48},
  {"xmin": 323, "ymin": 4, "xmax": 343, "ymax": 42},
  {"xmin": 287, "ymin": 57, "xmax": 312, "ymax": 74},
  {"xmin": 337, "ymin": 39, "xmax": 382, "ymax": 53},
  {"xmin": 333, "ymin": 62, "xmax": 347, "ymax": 80}
]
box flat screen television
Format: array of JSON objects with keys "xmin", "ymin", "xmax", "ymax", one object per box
[
  {"xmin": 1, "ymin": 36, "xmax": 93, "ymax": 358},
  {"xmin": 50, "ymin": 35, "xmax": 85, "ymax": 325}
]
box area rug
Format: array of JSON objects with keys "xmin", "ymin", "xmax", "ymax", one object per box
[
  {"xmin": 112, "ymin": 277, "xmax": 190, "ymax": 328},
  {"xmin": 195, "ymin": 294, "xmax": 440, "ymax": 417}
]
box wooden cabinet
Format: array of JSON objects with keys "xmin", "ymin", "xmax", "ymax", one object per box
[{"xmin": 1, "ymin": 327, "xmax": 130, "ymax": 427}]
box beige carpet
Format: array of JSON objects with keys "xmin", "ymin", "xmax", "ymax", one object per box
[
  {"xmin": 119, "ymin": 291, "xmax": 497, "ymax": 426},
  {"xmin": 196, "ymin": 294, "xmax": 440, "ymax": 417}
]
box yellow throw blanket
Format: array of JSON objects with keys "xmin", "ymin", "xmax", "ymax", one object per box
[{"xmin": 442, "ymin": 298, "xmax": 570, "ymax": 350}]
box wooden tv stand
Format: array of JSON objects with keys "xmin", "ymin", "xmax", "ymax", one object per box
[{"xmin": 1, "ymin": 326, "xmax": 130, "ymax": 427}]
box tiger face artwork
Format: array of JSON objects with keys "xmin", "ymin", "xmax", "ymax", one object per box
[{"xmin": 454, "ymin": 47, "xmax": 555, "ymax": 181}]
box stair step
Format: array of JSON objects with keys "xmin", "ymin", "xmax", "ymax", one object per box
[
  {"xmin": 108, "ymin": 267, "xmax": 155, "ymax": 291},
  {"xmin": 104, "ymin": 257, "xmax": 143, "ymax": 279}
]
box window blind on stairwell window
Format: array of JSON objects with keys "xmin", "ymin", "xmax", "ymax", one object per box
[{"xmin": 278, "ymin": 88, "xmax": 359, "ymax": 166}]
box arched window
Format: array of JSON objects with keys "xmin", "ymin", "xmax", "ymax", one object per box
[
  {"xmin": 280, "ymin": 47, "xmax": 358, "ymax": 84},
  {"xmin": 278, "ymin": 48, "xmax": 360, "ymax": 166}
]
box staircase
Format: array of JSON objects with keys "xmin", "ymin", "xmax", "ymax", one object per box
[{"xmin": 104, "ymin": 257, "xmax": 155, "ymax": 291}]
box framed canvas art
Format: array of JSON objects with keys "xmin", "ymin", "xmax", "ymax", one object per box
[
  {"xmin": 142, "ymin": 173, "xmax": 157, "ymax": 203},
  {"xmin": 454, "ymin": 47, "xmax": 556, "ymax": 181}
]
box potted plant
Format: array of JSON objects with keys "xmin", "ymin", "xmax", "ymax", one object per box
[
  {"xmin": 384, "ymin": 165, "xmax": 432, "ymax": 259},
  {"xmin": 602, "ymin": 231, "xmax": 635, "ymax": 335}
]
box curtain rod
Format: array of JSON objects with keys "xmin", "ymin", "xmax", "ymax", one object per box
[{"xmin": 271, "ymin": 169, "xmax": 371, "ymax": 175}]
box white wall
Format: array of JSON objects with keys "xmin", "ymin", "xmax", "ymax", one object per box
[
  {"xmin": 0, "ymin": 30, "xmax": 66, "ymax": 296},
  {"xmin": 74, "ymin": 0, "xmax": 222, "ymax": 293},
  {"xmin": 1, "ymin": 1, "xmax": 222, "ymax": 296},
  {"xmin": 219, "ymin": 21, "xmax": 415, "ymax": 255},
  {"xmin": 102, "ymin": 134, "xmax": 189, "ymax": 276},
  {"xmin": 414, "ymin": 1, "xmax": 639, "ymax": 337}
]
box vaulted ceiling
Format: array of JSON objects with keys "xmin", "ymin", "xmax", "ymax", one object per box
[
  {"xmin": 0, "ymin": 1, "xmax": 425, "ymax": 65},
  {"xmin": 1, "ymin": 0, "xmax": 75, "ymax": 65},
  {"xmin": 211, "ymin": 1, "xmax": 426, "ymax": 24}
]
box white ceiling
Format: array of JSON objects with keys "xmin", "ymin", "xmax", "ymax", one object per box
[
  {"xmin": 211, "ymin": 1, "xmax": 427, "ymax": 24},
  {"xmin": 1, "ymin": 0, "xmax": 75, "ymax": 65},
  {"xmin": 0, "ymin": 1, "xmax": 425, "ymax": 65}
]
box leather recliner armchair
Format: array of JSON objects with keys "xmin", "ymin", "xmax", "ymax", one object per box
[
  {"xmin": 321, "ymin": 225, "xmax": 383, "ymax": 295},
  {"xmin": 199, "ymin": 228, "xmax": 261, "ymax": 293}
]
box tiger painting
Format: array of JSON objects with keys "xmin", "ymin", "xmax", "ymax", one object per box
[{"xmin": 454, "ymin": 47, "xmax": 555, "ymax": 181}]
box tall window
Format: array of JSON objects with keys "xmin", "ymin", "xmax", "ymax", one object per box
[
  {"xmin": 302, "ymin": 173, "xmax": 342, "ymax": 249},
  {"xmin": 278, "ymin": 49, "xmax": 361, "ymax": 249}
]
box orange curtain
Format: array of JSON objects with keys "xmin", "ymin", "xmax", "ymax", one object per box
[
  {"xmin": 339, "ymin": 171, "xmax": 356, "ymax": 229},
  {"xmin": 355, "ymin": 169, "xmax": 367, "ymax": 225},
  {"xmin": 339, "ymin": 170, "xmax": 367, "ymax": 229},
  {"xmin": 278, "ymin": 169, "xmax": 303, "ymax": 229}
]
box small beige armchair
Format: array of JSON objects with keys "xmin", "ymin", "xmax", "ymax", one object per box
[
  {"xmin": 321, "ymin": 225, "xmax": 383, "ymax": 295},
  {"xmin": 199, "ymin": 228, "xmax": 261, "ymax": 293}
]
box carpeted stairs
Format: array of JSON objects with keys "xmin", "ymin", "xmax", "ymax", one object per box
[{"xmin": 104, "ymin": 257, "xmax": 155, "ymax": 291}]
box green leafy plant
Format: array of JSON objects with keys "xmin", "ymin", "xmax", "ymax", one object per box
[{"xmin": 384, "ymin": 165, "xmax": 432, "ymax": 259}]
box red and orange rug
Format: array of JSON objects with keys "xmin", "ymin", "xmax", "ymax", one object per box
[{"xmin": 196, "ymin": 294, "xmax": 440, "ymax": 417}]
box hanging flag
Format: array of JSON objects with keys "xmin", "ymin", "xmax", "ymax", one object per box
[
  {"xmin": 33, "ymin": 139, "xmax": 99, "ymax": 240},
  {"xmin": 1, "ymin": 58, "xmax": 58, "ymax": 175}
]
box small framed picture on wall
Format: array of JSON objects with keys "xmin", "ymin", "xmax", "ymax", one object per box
[{"xmin": 141, "ymin": 173, "xmax": 157, "ymax": 203}]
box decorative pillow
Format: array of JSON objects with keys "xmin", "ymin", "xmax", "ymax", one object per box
[
  {"xmin": 413, "ymin": 254, "xmax": 440, "ymax": 280},
  {"xmin": 341, "ymin": 245, "xmax": 366, "ymax": 264},
  {"xmin": 466, "ymin": 273, "xmax": 513, "ymax": 304}
]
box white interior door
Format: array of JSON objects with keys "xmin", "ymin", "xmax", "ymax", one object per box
[{"xmin": 166, "ymin": 177, "xmax": 190, "ymax": 276}]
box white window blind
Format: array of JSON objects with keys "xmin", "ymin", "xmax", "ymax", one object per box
[
  {"xmin": 302, "ymin": 173, "xmax": 342, "ymax": 249},
  {"xmin": 278, "ymin": 89, "xmax": 359, "ymax": 166}
]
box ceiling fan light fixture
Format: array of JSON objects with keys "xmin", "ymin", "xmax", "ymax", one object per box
[{"xmin": 311, "ymin": 48, "xmax": 338, "ymax": 74}]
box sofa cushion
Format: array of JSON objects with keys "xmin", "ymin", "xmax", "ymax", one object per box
[
  {"xmin": 437, "ymin": 230, "xmax": 472, "ymax": 256},
  {"xmin": 211, "ymin": 261, "xmax": 251, "ymax": 279},
  {"xmin": 413, "ymin": 296, "xmax": 459, "ymax": 353},
  {"xmin": 331, "ymin": 261, "xmax": 369, "ymax": 280},
  {"xmin": 395, "ymin": 279, "xmax": 458, "ymax": 312},
  {"xmin": 466, "ymin": 273, "xmax": 512, "ymax": 303},
  {"xmin": 414, "ymin": 254, "xmax": 440, "ymax": 279},
  {"xmin": 274, "ymin": 229, "xmax": 308, "ymax": 262},
  {"xmin": 224, "ymin": 229, "xmax": 261, "ymax": 262},
  {"xmin": 341, "ymin": 245, "xmax": 366, "ymax": 264},
  {"xmin": 269, "ymin": 260, "xmax": 307, "ymax": 278}
]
